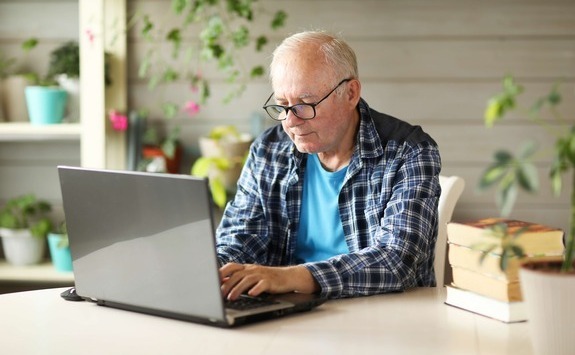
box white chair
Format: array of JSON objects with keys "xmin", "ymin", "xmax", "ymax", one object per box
[{"xmin": 435, "ymin": 175, "xmax": 465, "ymax": 287}]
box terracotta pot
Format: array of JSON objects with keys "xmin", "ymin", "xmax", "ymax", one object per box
[
  {"xmin": 519, "ymin": 260, "xmax": 575, "ymax": 355},
  {"xmin": 142, "ymin": 144, "xmax": 183, "ymax": 174}
]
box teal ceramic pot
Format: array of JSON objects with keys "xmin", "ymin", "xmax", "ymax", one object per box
[
  {"xmin": 25, "ymin": 86, "xmax": 68, "ymax": 125},
  {"xmin": 47, "ymin": 233, "xmax": 73, "ymax": 272}
]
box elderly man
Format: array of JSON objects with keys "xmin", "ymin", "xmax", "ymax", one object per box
[{"xmin": 217, "ymin": 30, "xmax": 442, "ymax": 300}]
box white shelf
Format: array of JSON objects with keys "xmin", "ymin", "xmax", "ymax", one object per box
[
  {"xmin": 0, "ymin": 122, "xmax": 81, "ymax": 142},
  {"xmin": 0, "ymin": 261, "xmax": 74, "ymax": 283}
]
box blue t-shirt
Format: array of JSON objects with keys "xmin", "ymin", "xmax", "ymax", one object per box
[{"xmin": 295, "ymin": 154, "xmax": 350, "ymax": 263}]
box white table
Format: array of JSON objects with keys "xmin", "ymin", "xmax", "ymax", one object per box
[{"xmin": 0, "ymin": 287, "xmax": 532, "ymax": 355}]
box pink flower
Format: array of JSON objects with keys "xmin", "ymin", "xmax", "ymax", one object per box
[
  {"xmin": 183, "ymin": 100, "xmax": 200, "ymax": 117},
  {"xmin": 85, "ymin": 29, "xmax": 95, "ymax": 45},
  {"xmin": 109, "ymin": 110, "xmax": 128, "ymax": 131}
]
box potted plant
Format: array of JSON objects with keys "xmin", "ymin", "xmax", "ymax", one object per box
[
  {"xmin": 480, "ymin": 76, "xmax": 574, "ymax": 355},
  {"xmin": 47, "ymin": 221, "xmax": 72, "ymax": 272},
  {"xmin": 47, "ymin": 41, "xmax": 81, "ymax": 122},
  {"xmin": 191, "ymin": 125, "xmax": 252, "ymax": 209},
  {"xmin": 24, "ymin": 75, "xmax": 68, "ymax": 125},
  {"xmin": 130, "ymin": 0, "xmax": 287, "ymax": 159},
  {"xmin": 0, "ymin": 194, "xmax": 53, "ymax": 266},
  {"xmin": 139, "ymin": 121, "xmax": 184, "ymax": 174},
  {"xmin": 24, "ymin": 41, "xmax": 112, "ymax": 125}
]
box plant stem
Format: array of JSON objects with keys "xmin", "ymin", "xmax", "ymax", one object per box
[{"xmin": 562, "ymin": 171, "xmax": 575, "ymax": 272}]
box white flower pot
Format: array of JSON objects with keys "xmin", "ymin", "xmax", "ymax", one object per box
[
  {"xmin": 198, "ymin": 135, "xmax": 253, "ymax": 191},
  {"xmin": 198, "ymin": 134, "xmax": 253, "ymax": 159},
  {"xmin": 55, "ymin": 74, "xmax": 80, "ymax": 122},
  {"xmin": 0, "ymin": 228, "xmax": 46, "ymax": 266},
  {"xmin": 519, "ymin": 261, "xmax": 575, "ymax": 355}
]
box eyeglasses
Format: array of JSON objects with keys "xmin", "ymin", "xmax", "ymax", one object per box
[{"xmin": 262, "ymin": 78, "xmax": 352, "ymax": 121}]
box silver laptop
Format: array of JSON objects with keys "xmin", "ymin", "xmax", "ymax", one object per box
[{"xmin": 57, "ymin": 166, "xmax": 325, "ymax": 327}]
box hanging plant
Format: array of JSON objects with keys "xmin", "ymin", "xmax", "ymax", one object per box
[{"xmin": 133, "ymin": 0, "xmax": 288, "ymax": 119}]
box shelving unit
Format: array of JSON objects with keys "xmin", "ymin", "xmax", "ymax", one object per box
[
  {"xmin": 0, "ymin": 0, "xmax": 127, "ymax": 292},
  {"xmin": 0, "ymin": 122, "xmax": 81, "ymax": 141}
]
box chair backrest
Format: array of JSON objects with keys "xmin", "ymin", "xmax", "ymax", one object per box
[{"xmin": 435, "ymin": 175, "xmax": 465, "ymax": 287}]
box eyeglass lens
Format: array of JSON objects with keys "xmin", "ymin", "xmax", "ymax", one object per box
[{"xmin": 265, "ymin": 104, "xmax": 315, "ymax": 120}]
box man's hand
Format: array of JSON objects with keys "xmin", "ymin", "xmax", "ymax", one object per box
[{"xmin": 219, "ymin": 263, "xmax": 320, "ymax": 301}]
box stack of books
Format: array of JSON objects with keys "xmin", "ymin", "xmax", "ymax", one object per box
[{"xmin": 444, "ymin": 217, "xmax": 564, "ymax": 323}]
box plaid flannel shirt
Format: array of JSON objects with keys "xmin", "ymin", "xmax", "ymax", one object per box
[{"xmin": 216, "ymin": 99, "xmax": 442, "ymax": 299}]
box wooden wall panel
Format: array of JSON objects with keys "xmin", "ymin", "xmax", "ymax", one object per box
[{"xmin": 129, "ymin": 0, "xmax": 575, "ymax": 37}]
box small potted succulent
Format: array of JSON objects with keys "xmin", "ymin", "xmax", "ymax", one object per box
[{"xmin": 0, "ymin": 194, "xmax": 53, "ymax": 266}]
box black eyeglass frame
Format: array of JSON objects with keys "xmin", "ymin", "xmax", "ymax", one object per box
[{"xmin": 262, "ymin": 78, "xmax": 352, "ymax": 121}]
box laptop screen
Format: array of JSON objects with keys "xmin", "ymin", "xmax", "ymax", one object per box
[{"xmin": 58, "ymin": 167, "xmax": 226, "ymax": 322}]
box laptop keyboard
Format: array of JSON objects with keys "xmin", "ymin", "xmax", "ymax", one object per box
[{"xmin": 225, "ymin": 295, "xmax": 280, "ymax": 310}]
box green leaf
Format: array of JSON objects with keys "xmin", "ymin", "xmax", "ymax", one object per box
[
  {"xmin": 161, "ymin": 102, "xmax": 179, "ymax": 119},
  {"xmin": 0, "ymin": 214, "xmax": 18, "ymax": 229},
  {"xmin": 550, "ymin": 161, "xmax": 564, "ymax": 196},
  {"xmin": 171, "ymin": 0, "xmax": 188, "ymax": 14},
  {"xmin": 161, "ymin": 68, "xmax": 179, "ymax": 83},
  {"xmin": 518, "ymin": 141, "xmax": 537, "ymax": 160},
  {"xmin": 166, "ymin": 29, "xmax": 182, "ymax": 58},
  {"xmin": 484, "ymin": 76, "xmax": 524, "ymax": 127},
  {"xmin": 498, "ymin": 182, "xmax": 518, "ymax": 217},
  {"xmin": 503, "ymin": 75, "xmax": 523, "ymax": 96},
  {"xmin": 210, "ymin": 178, "xmax": 227, "ymax": 209},
  {"xmin": 21, "ymin": 38, "xmax": 38, "ymax": 52},
  {"xmin": 191, "ymin": 157, "xmax": 211, "ymax": 177},
  {"xmin": 161, "ymin": 139, "xmax": 176, "ymax": 159},
  {"xmin": 255, "ymin": 36, "xmax": 268, "ymax": 52},
  {"xmin": 250, "ymin": 65, "xmax": 264, "ymax": 78},
  {"xmin": 478, "ymin": 164, "xmax": 507, "ymax": 189},
  {"xmin": 148, "ymin": 73, "xmax": 161, "ymax": 90},
  {"xmin": 138, "ymin": 51, "xmax": 152, "ymax": 78},
  {"xmin": 484, "ymin": 97, "xmax": 502, "ymax": 127},
  {"xmin": 30, "ymin": 219, "xmax": 52, "ymax": 238},
  {"xmin": 271, "ymin": 10, "xmax": 287, "ymax": 29},
  {"xmin": 516, "ymin": 162, "xmax": 539, "ymax": 192},
  {"xmin": 141, "ymin": 15, "xmax": 154, "ymax": 39},
  {"xmin": 548, "ymin": 86, "xmax": 562, "ymax": 105},
  {"xmin": 232, "ymin": 26, "xmax": 250, "ymax": 48},
  {"xmin": 494, "ymin": 150, "xmax": 513, "ymax": 164}
]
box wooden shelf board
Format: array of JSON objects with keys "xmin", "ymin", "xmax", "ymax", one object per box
[{"xmin": 0, "ymin": 122, "xmax": 81, "ymax": 141}]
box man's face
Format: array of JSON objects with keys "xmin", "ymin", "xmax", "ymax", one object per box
[{"xmin": 272, "ymin": 72, "xmax": 357, "ymax": 155}]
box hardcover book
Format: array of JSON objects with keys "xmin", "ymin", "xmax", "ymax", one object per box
[
  {"xmin": 448, "ymin": 244, "xmax": 563, "ymax": 281},
  {"xmin": 451, "ymin": 267, "xmax": 522, "ymax": 302},
  {"xmin": 445, "ymin": 285, "xmax": 527, "ymax": 323},
  {"xmin": 446, "ymin": 218, "xmax": 564, "ymax": 256}
]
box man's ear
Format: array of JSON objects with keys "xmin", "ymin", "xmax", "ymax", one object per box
[{"xmin": 346, "ymin": 78, "xmax": 362, "ymax": 106}]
